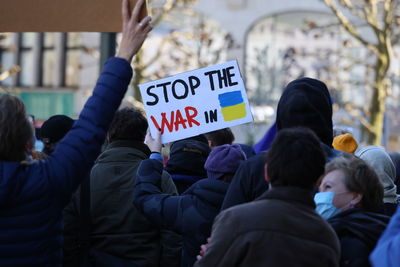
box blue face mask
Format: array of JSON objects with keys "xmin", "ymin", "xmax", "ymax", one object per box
[{"xmin": 314, "ymin": 192, "xmax": 342, "ymax": 220}]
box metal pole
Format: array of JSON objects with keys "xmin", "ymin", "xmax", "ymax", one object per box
[{"xmin": 99, "ymin": 33, "xmax": 117, "ymax": 74}]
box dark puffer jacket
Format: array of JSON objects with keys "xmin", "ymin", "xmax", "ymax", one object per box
[
  {"xmin": 328, "ymin": 208, "xmax": 390, "ymax": 267},
  {"xmin": 134, "ymin": 159, "xmax": 229, "ymax": 267},
  {"xmin": 0, "ymin": 57, "xmax": 131, "ymax": 265}
]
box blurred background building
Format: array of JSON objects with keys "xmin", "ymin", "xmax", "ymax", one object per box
[{"xmin": 1, "ymin": 0, "xmax": 399, "ymax": 149}]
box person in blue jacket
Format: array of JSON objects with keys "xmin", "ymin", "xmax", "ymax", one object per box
[
  {"xmin": 133, "ymin": 131, "xmax": 246, "ymax": 267},
  {"xmin": 370, "ymin": 206, "xmax": 400, "ymax": 267},
  {"xmin": 0, "ymin": 0, "xmax": 151, "ymax": 265}
]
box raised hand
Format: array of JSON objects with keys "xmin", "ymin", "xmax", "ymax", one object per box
[{"xmin": 116, "ymin": 0, "xmax": 152, "ymax": 62}]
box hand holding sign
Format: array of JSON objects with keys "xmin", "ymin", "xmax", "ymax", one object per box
[
  {"xmin": 145, "ymin": 129, "xmax": 162, "ymax": 153},
  {"xmin": 116, "ymin": 0, "xmax": 152, "ymax": 62}
]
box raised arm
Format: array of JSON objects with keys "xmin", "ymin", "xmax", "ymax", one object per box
[{"xmin": 44, "ymin": 0, "xmax": 152, "ymax": 206}]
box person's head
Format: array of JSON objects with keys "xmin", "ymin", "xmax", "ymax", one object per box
[
  {"xmin": 204, "ymin": 128, "xmax": 235, "ymax": 148},
  {"xmin": 265, "ymin": 127, "xmax": 325, "ymax": 190},
  {"xmin": 276, "ymin": 77, "xmax": 333, "ymax": 147},
  {"xmin": 108, "ymin": 107, "xmax": 148, "ymax": 143},
  {"xmin": 355, "ymin": 146, "xmax": 398, "ymax": 204},
  {"xmin": 204, "ymin": 144, "xmax": 246, "ymax": 182},
  {"xmin": 40, "ymin": 115, "xmax": 74, "ymax": 155},
  {"xmin": 318, "ymin": 156, "xmax": 383, "ymax": 215},
  {"xmin": 332, "ymin": 133, "xmax": 358, "ymax": 154},
  {"xmin": 0, "ymin": 95, "xmax": 34, "ymax": 161},
  {"xmin": 165, "ymin": 136, "xmax": 210, "ymax": 177}
]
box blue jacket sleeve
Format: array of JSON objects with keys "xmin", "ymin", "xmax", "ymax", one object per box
[
  {"xmin": 43, "ymin": 57, "xmax": 132, "ymax": 207},
  {"xmin": 370, "ymin": 206, "xmax": 400, "ymax": 267},
  {"xmin": 133, "ymin": 159, "xmax": 186, "ymax": 233}
]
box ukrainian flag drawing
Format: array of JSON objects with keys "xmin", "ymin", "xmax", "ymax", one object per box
[{"xmin": 218, "ymin": 91, "xmax": 247, "ymax": 121}]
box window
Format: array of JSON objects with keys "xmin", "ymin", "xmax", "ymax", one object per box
[{"xmin": 0, "ymin": 33, "xmax": 81, "ymax": 88}]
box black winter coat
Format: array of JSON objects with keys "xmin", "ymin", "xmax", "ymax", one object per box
[
  {"xmin": 134, "ymin": 159, "xmax": 229, "ymax": 267},
  {"xmin": 328, "ymin": 208, "xmax": 390, "ymax": 267}
]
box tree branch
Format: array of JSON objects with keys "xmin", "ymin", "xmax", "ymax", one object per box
[{"xmin": 323, "ymin": 0, "xmax": 379, "ymax": 54}]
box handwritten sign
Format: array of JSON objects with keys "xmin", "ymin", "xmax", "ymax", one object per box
[
  {"xmin": 0, "ymin": 0, "xmax": 146, "ymax": 32},
  {"xmin": 140, "ymin": 60, "xmax": 253, "ymax": 144}
]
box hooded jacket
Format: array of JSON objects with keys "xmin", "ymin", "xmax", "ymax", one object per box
[
  {"xmin": 276, "ymin": 77, "xmax": 333, "ymax": 146},
  {"xmin": 356, "ymin": 146, "xmax": 399, "ymax": 212},
  {"xmin": 0, "ymin": 57, "xmax": 132, "ymax": 265},
  {"xmin": 222, "ymin": 77, "xmax": 339, "ymax": 210},
  {"xmin": 134, "ymin": 159, "xmax": 229, "ymax": 267},
  {"xmin": 328, "ymin": 208, "xmax": 389, "ymax": 267}
]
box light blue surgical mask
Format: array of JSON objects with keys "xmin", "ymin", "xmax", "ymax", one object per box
[{"xmin": 314, "ymin": 192, "xmax": 342, "ymax": 220}]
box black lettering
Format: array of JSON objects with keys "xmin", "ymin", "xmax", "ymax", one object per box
[
  {"xmin": 226, "ymin": 66, "xmax": 238, "ymax": 86},
  {"xmin": 218, "ymin": 68, "xmax": 228, "ymax": 89},
  {"xmin": 172, "ymin": 79, "xmax": 189, "ymax": 100},
  {"xmin": 188, "ymin": 76, "xmax": 200, "ymax": 95},
  {"xmin": 204, "ymin": 70, "xmax": 218, "ymax": 91},
  {"xmin": 204, "ymin": 111, "xmax": 209, "ymax": 123},
  {"xmin": 204, "ymin": 109, "xmax": 217, "ymax": 124},
  {"xmin": 157, "ymin": 82, "xmax": 171, "ymax": 103},
  {"xmin": 209, "ymin": 109, "xmax": 218, "ymax": 122},
  {"xmin": 146, "ymin": 85, "xmax": 159, "ymax": 106}
]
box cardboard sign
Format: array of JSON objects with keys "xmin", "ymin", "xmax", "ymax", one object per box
[
  {"xmin": 140, "ymin": 60, "xmax": 254, "ymax": 144},
  {"xmin": 0, "ymin": 0, "xmax": 147, "ymax": 32}
]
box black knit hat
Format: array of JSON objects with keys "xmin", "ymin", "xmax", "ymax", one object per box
[
  {"xmin": 165, "ymin": 135, "xmax": 211, "ymax": 177},
  {"xmin": 40, "ymin": 115, "xmax": 74, "ymax": 144},
  {"xmin": 276, "ymin": 77, "xmax": 333, "ymax": 147}
]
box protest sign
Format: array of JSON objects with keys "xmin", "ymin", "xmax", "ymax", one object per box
[
  {"xmin": 140, "ymin": 60, "xmax": 253, "ymax": 144},
  {"xmin": 0, "ymin": 0, "xmax": 147, "ymax": 32}
]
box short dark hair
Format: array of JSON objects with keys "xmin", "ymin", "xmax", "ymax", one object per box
[
  {"xmin": 266, "ymin": 127, "xmax": 325, "ymax": 189},
  {"xmin": 325, "ymin": 156, "xmax": 384, "ymax": 212},
  {"xmin": 0, "ymin": 95, "xmax": 33, "ymax": 161},
  {"xmin": 204, "ymin": 128, "xmax": 235, "ymax": 147},
  {"xmin": 108, "ymin": 107, "xmax": 148, "ymax": 142}
]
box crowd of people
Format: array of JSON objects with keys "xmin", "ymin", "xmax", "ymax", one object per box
[{"xmin": 1, "ymin": 0, "xmax": 400, "ymax": 266}]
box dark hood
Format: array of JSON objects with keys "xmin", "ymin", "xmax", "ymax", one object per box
[
  {"xmin": 276, "ymin": 77, "xmax": 333, "ymax": 147},
  {"xmin": 328, "ymin": 208, "xmax": 390, "ymax": 249}
]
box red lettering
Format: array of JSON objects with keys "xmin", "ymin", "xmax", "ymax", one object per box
[
  {"xmin": 150, "ymin": 112, "xmax": 174, "ymax": 134},
  {"xmin": 174, "ymin": 109, "xmax": 188, "ymax": 131},
  {"xmin": 185, "ymin": 106, "xmax": 200, "ymax": 127},
  {"xmin": 150, "ymin": 107, "xmax": 200, "ymax": 134}
]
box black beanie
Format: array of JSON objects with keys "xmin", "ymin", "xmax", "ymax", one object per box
[
  {"xmin": 165, "ymin": 136, "xmax": 211, "ymax": 177},
  {"xmin": 276, "ymin": 77, "xmax": 333, "ymax": 147},
  {"xmin": 40, "ymin": 115, "xmax": 74, "ymax": 144}
]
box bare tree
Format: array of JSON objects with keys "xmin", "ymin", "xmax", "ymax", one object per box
[
  {"xmin": 130, "ymin": 0, "xmax": 233, "ymax": 101},
  {"xmin": 322, "ymin": 0, "xmax": 400, "ymax": 145}
]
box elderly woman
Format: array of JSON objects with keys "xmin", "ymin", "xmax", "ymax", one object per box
[{"xmin": 315, "ymin": 156, "xmax": 390, "ymax": 267}]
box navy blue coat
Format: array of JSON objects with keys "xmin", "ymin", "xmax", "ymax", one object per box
[
  {"xmin": 134, "ymin": 159, "xmax": 229, "ymax": 267},
  {"xmin": 0, "ymin": 57, "xmax": 132, "ymax": 265}
]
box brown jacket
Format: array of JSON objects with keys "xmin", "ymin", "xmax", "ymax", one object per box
[{"xmin": 195, "ymin": 187, "xmax": 340, "ymax": 267}]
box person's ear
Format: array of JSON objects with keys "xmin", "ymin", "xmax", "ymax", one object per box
[
  {"xmin": 264, "ymin": 163, "xmax": 270, "ymax": 182},
  {"xmin": 350, "ymin": 193, "xmax": 363, "ymax": 207}
]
